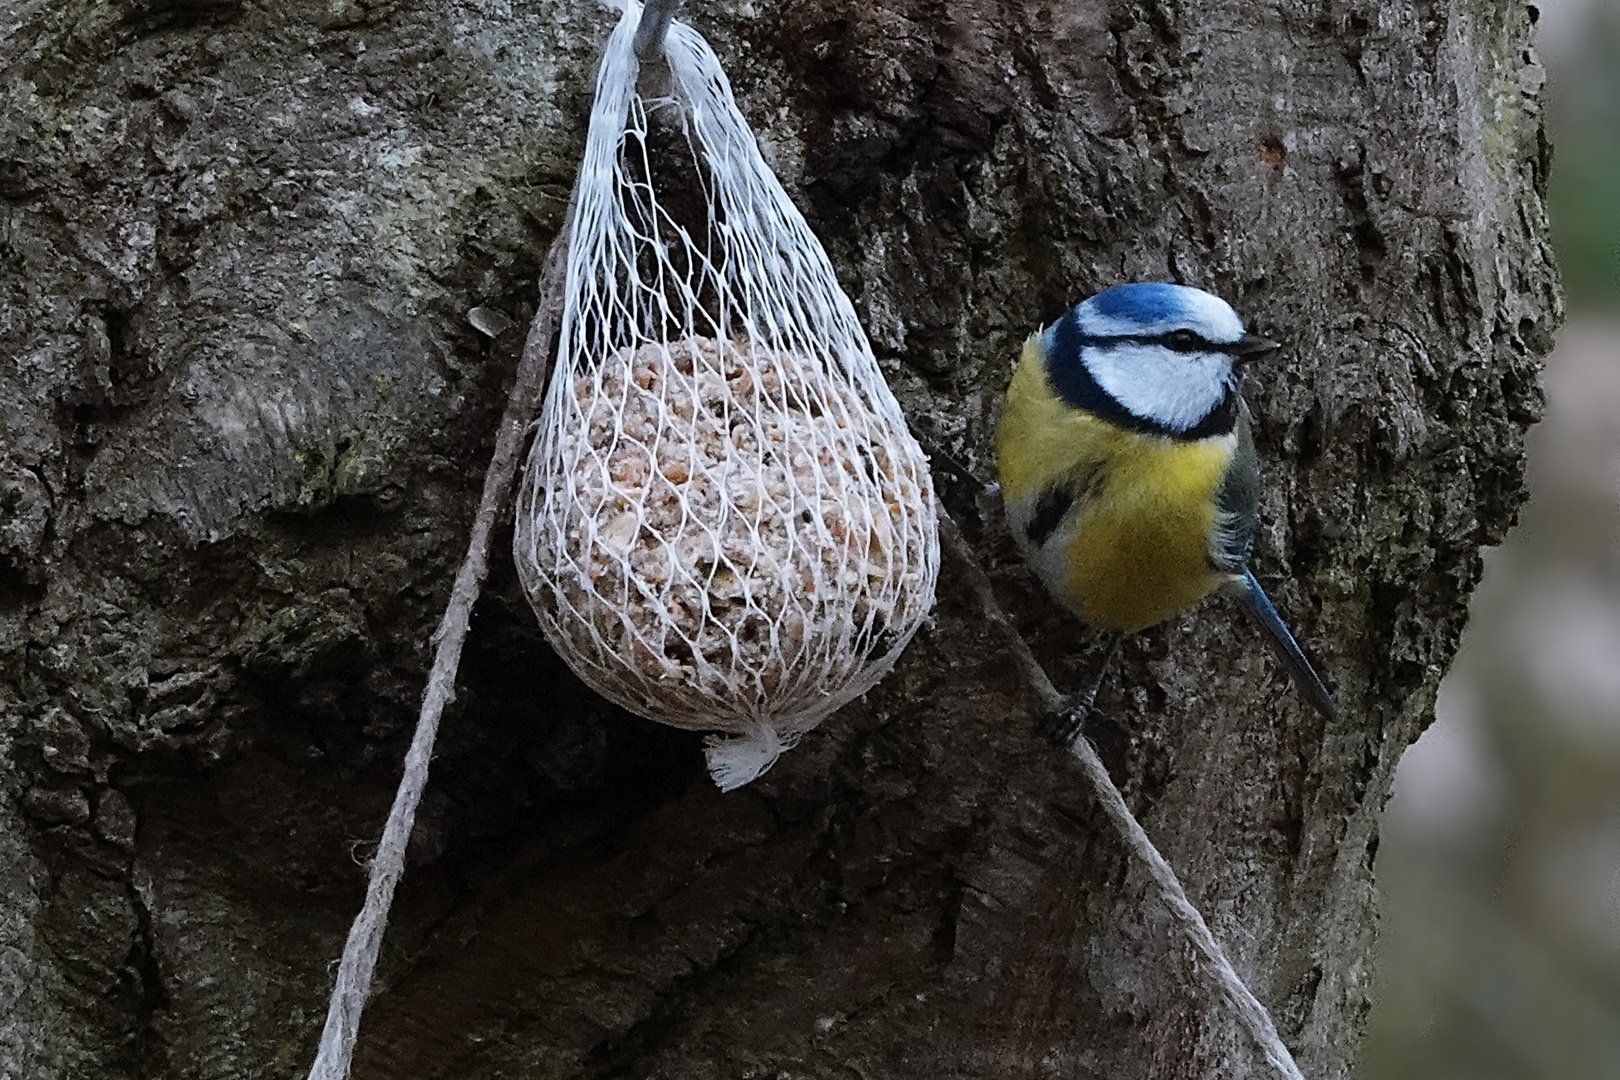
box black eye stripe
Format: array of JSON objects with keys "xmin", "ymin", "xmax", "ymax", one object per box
[{"xmin": 1070, "ymin": 330, "xmax": 1237, "ymax": 354}]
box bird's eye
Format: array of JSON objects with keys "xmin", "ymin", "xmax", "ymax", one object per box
[{"xmin": 1163, "ymin": 329, "xmax": 1204, "ymax": 352}]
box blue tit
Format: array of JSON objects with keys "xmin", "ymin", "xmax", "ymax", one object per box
[{"xmin": 995, "ymin": 282, "xmax": 1335, "ymax": 718}]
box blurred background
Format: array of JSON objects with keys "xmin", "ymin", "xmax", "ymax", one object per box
[{"xmin": 1363, "ymin": 0, "xmax": 1620, "ymax": 1076}]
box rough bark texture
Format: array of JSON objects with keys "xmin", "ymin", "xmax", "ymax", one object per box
[{"xmin": 0, "ymin": 0, "xmax": 1557, "ymax": 1078}]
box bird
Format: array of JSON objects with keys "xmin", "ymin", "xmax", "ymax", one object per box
[{"xmin": 994, "ymin": 281, "xmax": 1335, "ymax": 730}]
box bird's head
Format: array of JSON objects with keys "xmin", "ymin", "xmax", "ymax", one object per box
[{"xmin": 1042, "ymin": 282, "xmax": 1279, "ymax": 437}]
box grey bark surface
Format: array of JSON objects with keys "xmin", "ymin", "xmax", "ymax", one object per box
[{"xmin": 0, "ymin": 1, "xmax": 1556, "ymax": 1078}]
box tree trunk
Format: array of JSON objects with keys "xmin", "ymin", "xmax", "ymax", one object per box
[{"xmin": 0, "ymin": 1, "xmax": 1557, "ymax": 1077}]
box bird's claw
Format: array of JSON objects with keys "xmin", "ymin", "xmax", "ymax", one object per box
[{"xmin": 1040, "ymin": 700, "xmax": 1090, "ymax": 748}]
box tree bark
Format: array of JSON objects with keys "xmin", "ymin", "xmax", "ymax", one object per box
[{"xmin": 0, "ymin": 1, "xmax": 1557, "ymax": 1078}]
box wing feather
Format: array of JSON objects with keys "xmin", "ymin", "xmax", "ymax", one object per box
[{"xmin": 1210, "ymin": 398, "xmax": 1258, "ymax": 574}]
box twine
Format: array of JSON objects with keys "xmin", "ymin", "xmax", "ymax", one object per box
[
  {"xmin": 303, "ymin": 223, "xmax": 574, "ymax": 1080},
  {"xmin": 936, "ymin": 510, "xmax": 1309, "ymax": 1080}
]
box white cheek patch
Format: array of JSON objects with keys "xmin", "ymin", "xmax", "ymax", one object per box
[{"xmin": 1085, "ymin": 343, "xmax": 1233, "ymax": 432}]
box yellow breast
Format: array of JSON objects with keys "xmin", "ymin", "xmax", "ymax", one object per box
[{"xmin": 997, "ymin": 337, "xmax": 1235, "ymax": 632}]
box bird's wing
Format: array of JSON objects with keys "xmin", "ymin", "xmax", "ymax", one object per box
[{"xmin": 1209, "ymin": 397, "xmax": 1258, "ymax": 575}]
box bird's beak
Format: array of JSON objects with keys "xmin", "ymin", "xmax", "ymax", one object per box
[{"xmin": 1230, "ymin": 334, "xmax": 1282, "ymax": 361}]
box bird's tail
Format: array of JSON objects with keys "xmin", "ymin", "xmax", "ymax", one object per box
[{"xmin": 1234, "ymin": 567, "xmax": 1336, "ymax": 719}]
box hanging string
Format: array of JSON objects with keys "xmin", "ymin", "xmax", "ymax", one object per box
[
  {"xmin": 935, "ymin": 510, "xmax": 1310, "ymax": 1080},
  {"xmin": 303, "ymin": 216, "xmax": 575, "ymax": 1080}
]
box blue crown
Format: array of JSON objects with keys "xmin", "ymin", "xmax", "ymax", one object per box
[
  {"xmin": 1067, "ymin": 282, "xmax": 1246, "ymax": 343},
  {"xmin": 1085, "ymin": 282, "xmax": 1189, "ymax": 324}
]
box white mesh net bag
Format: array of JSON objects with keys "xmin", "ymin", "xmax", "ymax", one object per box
[{"xmin": 514, "ymin": 2, "xmax": 940, "ymax": 791}]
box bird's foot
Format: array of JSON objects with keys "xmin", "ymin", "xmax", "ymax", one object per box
[
  {"xmin": 1039, "ymin": 698, "xmax": 1092, "ymax": 748},
  {"xmin": 1040, "ymin": 635, "xmax": 1122, "ymax": 749}
]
